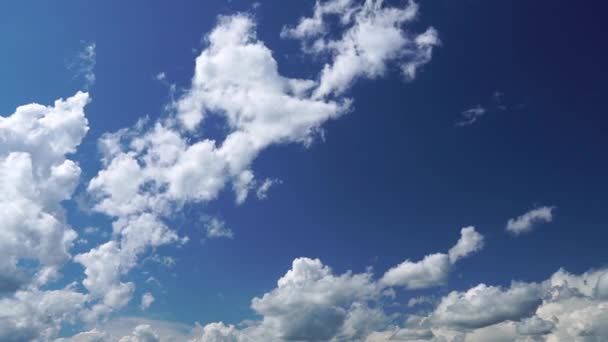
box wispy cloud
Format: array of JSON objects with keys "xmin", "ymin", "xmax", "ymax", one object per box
[
  {"xmin": 456, "ymin": 105, "xmax": 486, "ymax": 126},
  {"xmin": 69, "ymin": 41, "xmax": 96, "ymax": 90},
  {"xmin": 204, "ymin": 217, "xmax": 234, "ymax": 239}
]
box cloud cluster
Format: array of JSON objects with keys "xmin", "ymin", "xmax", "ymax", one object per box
[
  {"xmin": 76, "ymin": 1, "xmax": 438, "ymax": 322},
  {"xmin": 193, "ymin": 228, "xmax": 482, "ymax": 341},
  {"xmin": 0, "ymin": 93, "xmax": 92, "ymax": 339},
  {"xmin": 190, "ymin": 259, "xmax": 608, "ymax": 342},
  {"xmin": 282, "ymin": 0, "xmax": 439, "ymax": 97}
]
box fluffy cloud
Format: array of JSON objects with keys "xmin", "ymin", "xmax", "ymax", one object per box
[
  {"xmin": 118, "ymin": 325, "xmax": 160, "ymax": 342},
  {"xmin": 0, "ymin": 93, "xmax": 90, "ymax": 339},
  {"xmin": 506, "ymin": 206, "xmax": 555, "ymax": 235},
  {"xmin": 430, "ymin": 282, "xmax": 544, "ymax": 330},
  {"xmin": 140, "ymin": 292, "xmax": 155, "ymax": 311},
  {"xmin": 283, "ymin": 0, "xmax": 439, "ymax": 97},
  {"xmin": 0, "ymin": 92, "xmax": 89, "ymax": 289},
  {"xmin": 249, "ymin": 257, "xmax": 384, "ymax": 340},
  {"xmin": 2, "ymin": 2, "xmax": 443, "ymax": 338},
  {"xmin": 380, "ymin": 227, "xmax": 483, "ymax": 289},
  {"xmin": 0, "ymin": 287, "xmax": 87, "ymax": 341}
]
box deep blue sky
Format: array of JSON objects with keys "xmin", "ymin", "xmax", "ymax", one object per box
[{"xmin": 1, "ymin": 0, "xmax": 607, "ymax": 331}]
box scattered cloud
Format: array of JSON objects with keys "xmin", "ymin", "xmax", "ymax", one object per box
[
  {"xmin": 282, "ymin": 0, "xmax": 439, "ymax": 97},
  {"xmin": 180, "ymin": 260, "xmax": 608, "ymax": 341},
  {"xmin": 256, "ymin": 177, "xmax": 281, "ymax": 200},
  {"xmin": 456, "ymin": 105, "xmax": 486, "ymax": 126},
  {"xmin": 69, "ymin": 41, "xmax": 96, "ymax": 90},
  {"xmin": 204, "ymin": 217, "xmax": 234, "ymax": 239},
  {"xmin": 380, "ymin": 226, "xmax": 484, "ymax": 289},
  {"xmin": 140, "ymin": 292, "xmax": 155, "ymax": 311},
  {"xmin": 506, "ymin": 206, "xmax": 555, "ymax": 235}
]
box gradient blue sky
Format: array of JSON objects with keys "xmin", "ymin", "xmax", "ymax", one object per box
[{"xmin": 1, "ymin": 1, "xmax": 607, "ymax": 341}]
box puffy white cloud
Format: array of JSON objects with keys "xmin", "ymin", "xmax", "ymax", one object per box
[
  {"xmin": 79, "ymin": 12, "xmax": 363, "ymax": 317},
  {"xmin": 140, "ymin": 292, "xmax": 155, "ymax": 311},
  {"xmin": 506, "ymin": 206, "xmax": 555, "ymax": 235},
  {"xmin": 381, "ymin": 253, "xmax": 451, "ymax": 289},
  {"xmin": 194, "ymin": 322, "xmax": 247, "ymax": 342},
  {"xmin": 0, "ymin": 287, "xmax": 87, "ymax": 341},
  {"xmin": 2, "ymin": 1, "xmax": 442, "ymax": 338},
  {"xmin": 118, "ymin": 325, "xmax": 160, "ymax": 342},
  {"xmin": 456, "ymin": 105, "xmax": 486, "ymax": 127},
  {"xmin": 448, "ymin": 226, "xmax": 484, "ymax": 264},
  {"xmin": 516, "ymin": 316, "xmax": 555, "ymax": 336},
  {"xmin": 381, "ymin": 227, "xmax": 483, "ymax": 289},
  {"xmin": 283, "ymin": 0, "xmax": 439, "ymax": 98},
  {"xmin": 0, "ymin": 91, "xmax": 88, "ymax": 289},
  {"xmin": 55, "ymin": 329, "xmax": 109, "ymax": 342},
  {"xmin": 250, "ymin": 257, "xmax": 383, "ymax": 340},
  {"xmin": 430, "ymin": 282, "xmax": 544, "ymax": 330}
]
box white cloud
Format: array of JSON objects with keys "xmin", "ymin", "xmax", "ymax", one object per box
[
  {"xmin": 456, "ymin": 105, "xmax": 486, "ymax": 127},
  {"xmin": 2, "ymin": 2, "xmax": 442, "ymax": 338},
  {"xmin": 70, "ymin": 42, "xmax": 96, "ymax": 89},
  {"xmin": 380, "ymin": 227, "xmax": 483, "ymax": 289},
  {"xmin": 256, "ymin": 178, "xmax": 280, "ymax": 200},
  {"xmin": 140, "ymin": 292, "xmax": 155, "ymax": 311},
  {"xmin": 516, "ymin": 316, "xmax": 555, "ymax": 336},
  {"xmin": 249, "ymin": 257, "xmax": 384, "ymax": 340},
  {"xmin": 506, "ymin": 206, "xmax": 555, "ymax": 235},
  {"xmin": 283, "ymin": 0, "xmax": 439, "ymax": 97},
  {"xmin": 448, "ymin": 226, "xmax": 484, "ymax": 264},
  {"xmin": 0, "ymin": 92, "xmax": 89, "ymax": 293},
  {"xmin": 0, "ymin": 287, "xmax": 87, "ymax": 341},
  {"xmin": 118, "ymin": 325, "xmax": 160, "ymax": 342},
  {"xmin": 381, "ymin": 253, "xmax": 451, "ymax": 289},
  {"xmin": 205, "ymin": 217, "xmax": 234, "ymax": 239},
  {"xmin": 430, "ymin": 282, "xmax": 544, "ymax": 330}
]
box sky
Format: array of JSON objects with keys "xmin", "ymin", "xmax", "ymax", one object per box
[{"xmin": 0, "ymin": 0, "xmax": 607, "ymax": 341}]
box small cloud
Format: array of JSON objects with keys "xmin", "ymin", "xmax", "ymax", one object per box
[
  {"xmin": 146, "ymin": 254, "xmax": 176, "ymax": 268},
  {"xmin": 456, "ymin": 105, "xmax": 486, "ymax": 127},
  {"xmin": 407, "ymin": 295, "xmax": 437, "ymax": 308},
  {"xmin": 205, "ymin": 217, "xmax": 234, "ymax": 239},
  {"xmin": 155, "ymin": 72, "xmax": 166, "ymax": 81},
  {"xmin": 506, "ymin": 206, "xmax": 555, "ymax": 235},
  {"xmin": 83, "ymin": 226, "xmax": 99, "ymax": 235},
  {"xmin": 256, "ymin": 178, "xmax": 281, "ymax": 200},
  {"xmin": 140, "ymin": 292, "xmax": 155, "ymax": 311},
  {"xmin": 68, "ymin": 41, "xmax": 96, "ymax": 90}
]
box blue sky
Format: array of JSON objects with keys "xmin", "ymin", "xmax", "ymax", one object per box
[{"xmin": 1, "ymin": 1, "xmax": 607, "ymax": 341}]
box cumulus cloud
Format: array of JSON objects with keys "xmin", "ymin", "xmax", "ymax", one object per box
[
  {"xmin": 448, "ymin": 226, "xmax": 485, "ymax": 264},
  {"xmin": 506, "ymin": 206, "xmax": 555, "ymax": 235},
  {"xmin": 2, "ymin": 2, "xmax": 442, "ymax": 338},
  {"xmin": 283, "ymin": 0, "xmax": 439, "ymax": 97},
  {"xmin": 380, "ymin": 227, "xmax": 483, "ymax": 289},
  {"xmin": 430, "ymin": 282, "xmax": 544, "ymax": 330},
  {"xmin": 0, "ymin": 91, "xmax": 89, "ymax": 291},
  {"xmin": 188, "ymin": 261, "xmax": 608, "ymax": 341},
  {"xmin": 140, "ymin": 292, "xmax": 155, "ymax": 311}
]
